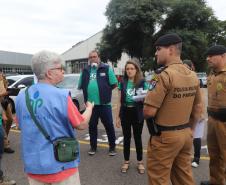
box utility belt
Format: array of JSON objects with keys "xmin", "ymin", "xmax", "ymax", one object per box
[
  {"xmin": 146, "ymin": 118, "xmax": 191, "ymax": 136},
  {"xmin": 207, "ymin": 107, "xmax": 226, "ymax": 122}
]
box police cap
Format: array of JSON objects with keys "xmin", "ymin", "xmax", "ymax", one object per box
[
  {"xmin": 206, "ymin": 45, "xmax": 226, "ymax": 56},
  {"xmin": 154, "ymin": 33, "xmax": 182, "ymax": 47}
]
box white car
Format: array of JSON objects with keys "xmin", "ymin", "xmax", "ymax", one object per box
[
  {"xmin": 197, "ymin": 72, "xmax": 207, "ymax": 88},
  {"xmin": 6, "ymin": 75, "xmax": 34, "ymax": 113},
  {"xmin": 56, "ymin": 74, "xmax": 85, "ymax": 112},
  {"xmin": 6, "ymin": 74, "xmax": 85, "ymax": 113}
]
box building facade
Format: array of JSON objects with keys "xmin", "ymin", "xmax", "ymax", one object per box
[
  {"xmin": 61, "ymin": 31, "xmax": 129, "ymax": 74},
  {"xmin": 61, "ymin": 31, "xmax": 103, "ymax": 73},
  {"xmin": 0, "ymin": 50, "xmax": 33, "ymax": 74}
]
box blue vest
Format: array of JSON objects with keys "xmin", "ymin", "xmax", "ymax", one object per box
[
  {"xmin": 16, "ymin": 83, "xmax": 80, "ymax": 174},
  {"xmin": 80, "ymin": 63, "xmax": 113, "ymax": 104},
  {"xmin": 119, "ymin": 79, "xmax": 145, "ymax": 123}
]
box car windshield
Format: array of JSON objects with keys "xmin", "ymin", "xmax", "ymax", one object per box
[
  {"xmin": 56, "ymin": 75, "xmax": 79, "ymax": 89},
  {"xmin": 197, "ymin": 73, "xmax": 206, "ymax": 78},
  {"xmin": 6, "ymin": 76, "xmax": 24, "ymax": 86}
]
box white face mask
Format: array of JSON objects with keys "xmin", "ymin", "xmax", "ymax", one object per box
[{"xmin": 91, "ymin": 63, "xmax": 98, "ymax": 67}]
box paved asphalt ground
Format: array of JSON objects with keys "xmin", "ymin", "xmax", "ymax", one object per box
[
  {"xmin": 2, "ymin": 89, "xmax": 211, "ymax": 185},
  {"xmin": 2, "ymin": 128, "xmax": 210, "ymax": 185}
]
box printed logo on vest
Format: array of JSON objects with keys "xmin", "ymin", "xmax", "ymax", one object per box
[
  {"xmin": 90, "ymin": 73, "xmax": 96, "ymax": 81},
  {"xmin": 127, "ymin": 88, "xmax": 136, "ymax": 96},
  {"xmin": 31, "ymin": 91, "xmax": 43, "ymax": 114}
]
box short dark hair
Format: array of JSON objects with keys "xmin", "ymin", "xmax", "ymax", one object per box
[{"xmin": 174, "ymin": 42, "xmax": 182, "ymax": 55}]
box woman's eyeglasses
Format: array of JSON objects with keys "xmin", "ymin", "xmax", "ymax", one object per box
[{"xmin": 49, "ymin": 66, "xmax": 65, "ymax": 72}]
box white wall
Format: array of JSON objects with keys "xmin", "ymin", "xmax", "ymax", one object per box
[
  {"xmin": 62, "ymin": 31, "xmax": 103, "ymax": 61},
  {"xmin": 114, "ymin": 52, "xmax": 130, "ymax": 75},
  {"xmin": 61, "ymin": 30, "xmax": 130, "ymax": 75}
]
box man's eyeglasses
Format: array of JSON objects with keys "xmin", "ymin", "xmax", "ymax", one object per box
[{"xmin": 89, "ymin": 55, "xmax": 98, "ymax": 59}]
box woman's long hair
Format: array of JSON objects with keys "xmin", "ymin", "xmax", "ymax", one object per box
[{"xmin": 123, "ymin": 58, "xmax": 143, "ymax": 87}]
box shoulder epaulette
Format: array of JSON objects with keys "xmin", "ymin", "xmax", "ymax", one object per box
[{"xmin": 154, "ymin": 66, "xmax": 168, "ymax": 74}]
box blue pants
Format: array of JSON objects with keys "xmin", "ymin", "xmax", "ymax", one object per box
[{"xmin": 89, "ymin": 105, "xmax": 116, "ymax": 149}]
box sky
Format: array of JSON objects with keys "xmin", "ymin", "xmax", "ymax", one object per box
[{"xmin": 0, "ymin": 0, "xmax": 225, "ymax": 55}]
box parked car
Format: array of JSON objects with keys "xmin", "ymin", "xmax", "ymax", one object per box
[
  {"xmin": 7, "ymin": 75, "xmax": 34, "ymax": 88},
  {"xmin": 6, "ymin": 74, "xmax": 85, "ymax": 113},
  {"xmin": 145, "ymin": 71, "xmax": 155, "ymax": 82},
  {"xmin": 6, "ymin": 75, "xmax": 34, "ymax": 113},
  {"xmin": 56, "ymin": 74, "xmax": 85, "ymax": 112},
  {"xmin": 197, "ymin": 72, "xmax": 207, "ymax": 88}
]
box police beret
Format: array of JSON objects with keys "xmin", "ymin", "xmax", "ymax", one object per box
[
  {"xmin": 154, "ymin": 33, "xmax": 182, "ymax": 47},
  {"xmin": 206, "ymin": 45, "xmax": 226, "ymax": 56}
]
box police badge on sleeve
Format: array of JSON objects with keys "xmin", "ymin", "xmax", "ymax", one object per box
[
  {"xmin": 148, "ymin": 66, "xmax": 167, "ymax": 91},
  {"xmin": 148, "ymin": 74, "xmax": 158, "ymax": 91}
]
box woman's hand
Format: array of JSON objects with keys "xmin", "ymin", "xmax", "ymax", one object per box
[
  {"xmin": 86, "ymin": 101, "xmax": 94, "ymax": 109},
  {"xmin": 116, "ymin": 117, "xmax": 121, "ymax": 128}
]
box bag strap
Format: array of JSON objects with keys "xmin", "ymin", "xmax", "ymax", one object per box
[{"xmin": 25, "ymin": 88, "xmax": 52, "ymax": 143}]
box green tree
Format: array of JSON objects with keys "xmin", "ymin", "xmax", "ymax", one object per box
[
  {"xmin": 98, "ymin": 0, "xmax": 225, "ymax": 72},
  {"xmin": 97, "ymin": 0, "xmax": 167, "ymax": 64},
  {"xmin": 157, "ymin": 0, "xmax": 217, "ymax": 71},
  {"xmin": 208, "ymin": 20, "xmax": 226, "ymax": 46}
]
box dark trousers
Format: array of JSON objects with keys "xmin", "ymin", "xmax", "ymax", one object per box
[
  {"xmin": 89, "ymin": 105, "xmax": 116, "ymax": 149},
  {"xmin": 3, "ymin": 119, "xmax": 12, "ymax": 136},
  {"xmin": 0, "ymin": 125, "xmax": 4, "ymax": 156},
  {"xmin": 0, "ymin": 125, "xmax": 4, "ymax": 179},
  {"xmin": 193, "ymin": 138, "xmax": 201, "ymax": 163},
  {"xmin": 121, "ymin": 107, "xmax": 144, "ymax": 161}
]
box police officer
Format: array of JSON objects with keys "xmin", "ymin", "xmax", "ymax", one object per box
[
  {"xmin": 201, "ymin": 45, "xmax": 226, "ymax": 185},
  {"xmin": 0, "ymin": 72, "xmax": 7, "ymax": 97},
  {"xmin": 0, "ymin": 71, "xmax": 15, "ymax": 153},
  {"xmin": 144, "ymin": 33, "xmax": 202, "ymax": 185},
  {"xmin": 0, "ymin": 72, "xmax": 16, "ymax": 184}
]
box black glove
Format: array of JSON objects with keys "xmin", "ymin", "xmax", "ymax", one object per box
[
  {"xmin": 146, "ymin": 118, "xmax": 161, "ymax": 136},
  {"xmin": 1, "ymin": 96, "xmax": 10, "ymax": 111}
]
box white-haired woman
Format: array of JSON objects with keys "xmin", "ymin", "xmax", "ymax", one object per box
[{"xmin": 16, "ymin": 50, "xmax": 93, "ymax": 185}]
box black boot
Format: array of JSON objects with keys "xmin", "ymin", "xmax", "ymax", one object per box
[{"xmin": 4, "ymin": 147, "xmax": 15, "ymax": 154}]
